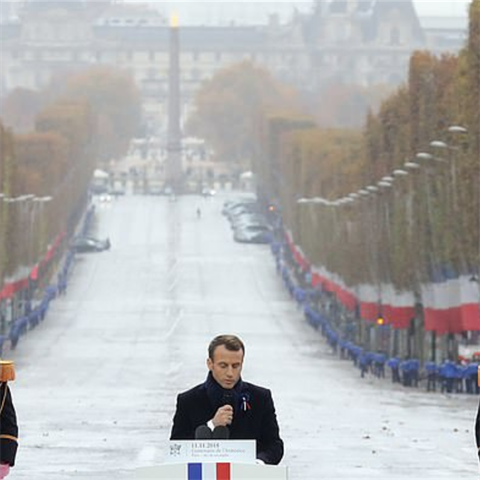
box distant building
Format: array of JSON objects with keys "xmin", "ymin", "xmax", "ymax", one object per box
[{"xmin": 0, "ymin": 0, "xmax": 468, "ymax": 135}]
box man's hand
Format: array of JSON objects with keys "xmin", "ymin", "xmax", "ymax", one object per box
[{"xmin": 212, "ymin": 405, "xmax": 233, "ymax": 427}]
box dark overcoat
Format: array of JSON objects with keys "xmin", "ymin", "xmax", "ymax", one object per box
[
  {"xmin": 0, "ymin": 383, "xmax": 18, "ymax": 466},
  {"xmin": 170, "ymin": 381, "xmax": 284, "ymax": 465}
]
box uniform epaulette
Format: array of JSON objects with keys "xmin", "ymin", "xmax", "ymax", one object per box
[{"xmin": 0, "ymin": 361, "xmax": 15, "ymax": 383}]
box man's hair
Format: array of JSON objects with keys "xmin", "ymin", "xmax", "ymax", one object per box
[{"xmin": 208, "ymin": 335, "xmax": 245, "ymax": 360}]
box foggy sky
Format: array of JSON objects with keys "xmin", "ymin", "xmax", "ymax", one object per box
[{"xmin": 123, "ymin": 0, "xmax": 471, "ymax": 26}]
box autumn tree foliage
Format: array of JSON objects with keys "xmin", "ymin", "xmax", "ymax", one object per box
[
  {"xmin": 62, "ymin": 67, "xmax": 141, "ymax": 162},
  {"xmin": 36, "ymin": 100, "xmax": 93, "ymax": 163},
  {"xmin": 13, "ymin": 131, "xmax": 68, "ymax": 196},
  {"xmin": 255, "ymin": 113, "xmax": 315, "ymax": 208},
  {"xmin": 0, "ymin": 100, "xmax": 96, "ymax": 279},
  {"xmin": 454, "ymin": 0, "xmax": 480, "ymax": 270},
  {"xmin": 0, "ymin": 67, "xmax": 141, "ymax": 165},
  {"xmin": 0, "ymin": 88, "xmax": 46, "ymax": 133},
  {"xmin": 186, "ymin": 60, "xmax": 301, "ymax": 169},
  {"xmin": 0, "ymin": 122, "xmax": 16, "ymax": 196},
  {"xmin": 0, "ymin": 122, "xmax": 17, "ymax": 279},
  {"xmin": 457, "ymin": 0, "xmax": 480, "ymax": 156},
  {"xmin": 257, "ymin": 0, "xmax": 479, "ymax": 305}
]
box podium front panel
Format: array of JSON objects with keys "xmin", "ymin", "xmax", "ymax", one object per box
[
  {"xmin": 135, "ymin": 462, "xmax": 288, "ymax": 480},
  {"xmin": 232, "ymin": 463, "xmax": 287, "ymax": 479}
]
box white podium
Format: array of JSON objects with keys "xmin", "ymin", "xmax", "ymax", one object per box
[
  {"xmin": 135, "ymin": 462, "xmax": 288, "ymax": 479},
  {"xmin": 135, "ymin": 441, "xmax": 287, "ymax": 479}
]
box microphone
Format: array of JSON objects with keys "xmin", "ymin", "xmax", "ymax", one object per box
[
  {"xmin": 212, "ymin": 425, "xmax": 230, "ymax": 439},
  {"xmin": 222, "ymin": 391, "xmax": 235, "ymax": 408},
  {"xmin": 221, "ymin": 392, "xmax": 235, "ymax": 429},
  {"xmin": 195, "ymin": 425, "xmax": 212, "ymax": 440}
]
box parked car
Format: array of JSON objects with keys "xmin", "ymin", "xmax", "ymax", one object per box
[
  {"xmin": 230, "ymin": 214, "xmax": 268, "ymax": 230},
  {"xmin": 227, "ymin": 201, "xmax": 261, "ymax": 216},
  {"xmin": 233, "ymin": 227, "xmax": 271, "ymax": 244},
  {"xmin": 234, "ymin": 223, "xmax": 270, "ymax": 234},
  {"xmin": 222, "ymin": 199, "xmax": 256, "ymax": 216},
  {"xmin": 70, "ymin": 236, "xmax": 111, "ymax": 253}
]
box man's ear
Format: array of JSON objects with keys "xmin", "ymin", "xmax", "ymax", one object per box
[{"xmin": 207, "ymin": 357, "xmax": 213, "ymax": 371}]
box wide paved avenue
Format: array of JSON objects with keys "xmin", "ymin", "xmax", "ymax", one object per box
[{"xmin": 9, "ymin": 193, "xmax": 479, "ymax": 479}]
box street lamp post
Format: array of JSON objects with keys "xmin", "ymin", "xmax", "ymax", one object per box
[
  {"xmin": 391, "ymin": 168, "xmax": 418, "ymax": 357},
  {"xmin": 415, "ymin": 152, "xmax": 442, "ymax": 280},
  {"xmin": 429, "ymin": 137, "xmax": 465, "ymax": 275},
  {"xmin": 37, "ymin": 196, "xmax": 53, "ymax": 260},
  {"xmin": 448, "ymin": 126, "xmax": 469, "ymax": 274}
]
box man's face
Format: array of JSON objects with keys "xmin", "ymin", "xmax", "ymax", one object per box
[{"xmin": 207, "ymin": 345, "xmax": 244, "ymax": 389}]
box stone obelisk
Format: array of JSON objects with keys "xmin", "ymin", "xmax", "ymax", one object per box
[{"xmin": 165, "ymin": 14, "xmax": 183, "ymax": 191}]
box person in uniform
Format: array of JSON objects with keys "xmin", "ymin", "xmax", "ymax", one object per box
[{"xmin": 0, "ymin": 360, "xmax": 18, "ymax": 479}]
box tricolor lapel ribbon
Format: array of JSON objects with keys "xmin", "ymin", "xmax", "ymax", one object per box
[
  {"xmin": 241, "ymin": 393, "xmax": 251, "ymax": 412},
  {"xmin": 188, "ymin": 463, "xmax": 231, "ymax": 480}
]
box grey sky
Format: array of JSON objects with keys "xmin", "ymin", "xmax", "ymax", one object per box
[
  {"xmin": 123, "ymin": 1, "xmax": 471, "ymax": 26},
  {"xmin": 414, "ymin": 0, "xmax": 471, "ymax": 16}
]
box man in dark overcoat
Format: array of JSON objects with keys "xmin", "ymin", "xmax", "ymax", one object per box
[{"xmin": 170, "ymin": 334, "xmax": 283, "ymax": 465}]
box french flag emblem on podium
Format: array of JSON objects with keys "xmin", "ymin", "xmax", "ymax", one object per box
[{"xmin": 188, "ymin": 463, "xmax": 231, "ymax": 480}]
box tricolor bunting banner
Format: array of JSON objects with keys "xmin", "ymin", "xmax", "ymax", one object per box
[{"xmin": 188, "ymin": 463, "xmax": 231, "ymax": 480}]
